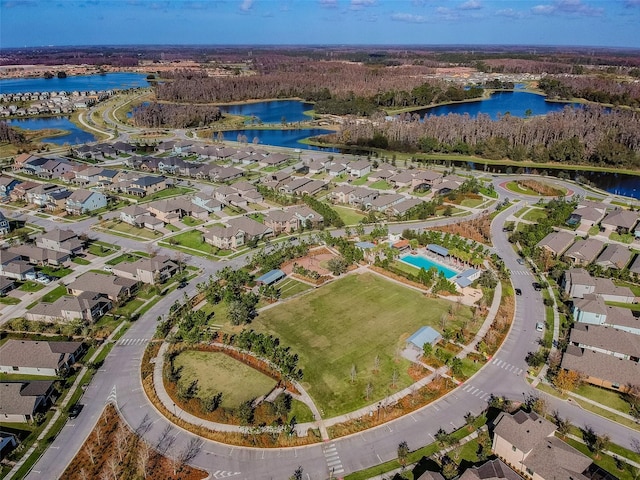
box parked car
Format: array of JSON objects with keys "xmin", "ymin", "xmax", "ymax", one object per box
[
  {"xmin": 177, "ymin": 280, "xmax": 187, "ymax": 289},
  {"xmin": 517, "ymin": 258, "xmax": 525, "ymax": 265},
  {"xmin": 37, "ymin": 277, "xmax": 52, "ymax": 285},
  {"xmin": 68, "ymin": 403, "xmax": 83, "ymax": 418},
  {"xmin": 25, "ymin": 271, "xmax": 37, "ymax": 281},
  {"xmin": 536, "ymin": 322, "xmax": 544, "ymax": 332},
  {"xmin": 532, "ymin": 282, "xmax": 542, "ymax": 291},
  {"xmin": 103, "ymin": 265, "xmax": 113, "ymax": 272},
  {"xmin": 515, "ymin": 288, "xmax": 522, "ymax": 296}
]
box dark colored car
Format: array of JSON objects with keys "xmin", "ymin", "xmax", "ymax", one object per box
[
  {"xmin": 69, "ymin": 403, "xmax": 83, "ymax": 418},
  {"xmin": 532, "ymin": 282, "xmax": 542, "ymax": 291},
  {"xmin": 177, "ymin": 280, "xmax": 187, "ymax": 289},
  {"xmin": 515, "ymin": 288, "xmax": 522, "ymax": 296}
]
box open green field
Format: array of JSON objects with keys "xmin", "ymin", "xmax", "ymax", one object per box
[
  {"xmin": 173, "ymin": 350, "xmax": 277, "ymax": 408},
  {"xmin": 331, "ymin": 204, "xmax": 366, "ymax": 226},
  {"xmin": 96, "ymin": 220, "xmax": 162, "ymax": 240},
  {"xmin": 275, "ymin": 278, "xmax": 314, "ymax": 299},
  {"xmin": 252, "ymin": 273, "xmax": 473, "ymax": 417},
  {"xmin": 166, "ymin": 230, "xmax": 218, "ymax": 255},
  {"xmin": 522, "ymin": 208, "xmax": 548, "ymax": 222}
]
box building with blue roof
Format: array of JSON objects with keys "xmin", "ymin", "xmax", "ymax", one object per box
[
  {"xmin": 453, "ymin": 268, "xmax": 482, "ymax": 289},
  {"xmin": 256, "ymin": 269, "xmax": 286, "ymax": 286},
  {"xmin": 406, "ymin": 326, "xmax": 442, "ymax": 352},
  {"xmin": 355, "ymin": 241, "xmax": 376, "ymax": 250}
]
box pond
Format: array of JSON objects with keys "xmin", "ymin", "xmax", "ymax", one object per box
[
  {"xmin": 217, "ymin": 128, "xmax": 338, "ymax": 152},
  {"xmin": 217, "ymin": 100, "xmax": 314, "ymax": 124},
  {"xmin": 7, "ymin": 117, "xmax": 96, "ymax": 145},
  {"xmin": 413, "ymin": 91, "xmax": 579, "ymax": 120},
  {"xmin": 0, "ymin": 72, "xmax": 151, "ymax": 94}
]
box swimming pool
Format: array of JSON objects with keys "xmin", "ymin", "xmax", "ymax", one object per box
[{"xmin": 400, "ymin": 254, "xmax": 457, "ymax": 279}]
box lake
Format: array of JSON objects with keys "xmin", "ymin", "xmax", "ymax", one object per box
[
  {"xmin": 7, "ymin": 117, "xmax": 96, "ymax": 145},
  {"xmin": 0, "ymin": 72, "xmax": 150, "ymax": 94},
  {"xmin": 218, "ymin": 100, "xmax": 314, "ymax": 124},
  {"xmin": 216, "ymin": 128, "xmax": 337, "ymax": 152},
  {"xmin": 414, "ymin": 91, "xmax": 578, "ymax": 120}
]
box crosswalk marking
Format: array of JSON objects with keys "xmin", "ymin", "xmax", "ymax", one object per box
[
  {"xmin": 324, "ymin": 443, "xmax": 344, "ymax": 476},
  {"xmin": 116, "ymin": 338, "xmax": 149, "ymax": 346},
  {"xmin": 511, "ymin": 270, "xmax": 531, "ymax": 276},
  {"xmin": 491, "ymin": 358, "xmax": 523, "ymax": 375}
]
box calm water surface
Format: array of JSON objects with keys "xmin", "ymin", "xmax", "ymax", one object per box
[
  {"xmin": 218, "ymin": 100, "xmax": 314, "ymax": 124},
  {"xmin": 0, "ymin": 72, "xmax": 149, "ymax": 94},
  {"xmin": 7, "ymin": 117, "xmax": 96, "ymax": 145}
]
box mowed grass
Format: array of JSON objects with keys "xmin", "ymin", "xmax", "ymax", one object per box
[
  {"xmin": 173, "ymin": 350, "xmax": 277, "ymax": 408},
  {"xmin": 330, "ymin": 204, "xmax": 367, "ymax": 226},
  {"xmin": 252, "ymin": 273, "xmax": 473, "ymax": 417}
]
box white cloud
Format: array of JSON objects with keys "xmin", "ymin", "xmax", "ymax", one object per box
[
  {"xmin": 435, "ymin": 6, "xmax": 459, "ymax": 20},
  {"xmin": 460, "ymin": 0, "xmax": 482, "ymax": 10},
  {"xmin": 391, "ymin": 12, "xmax": 429, "ymax": 23},
  {"xmin": 531, "ymin": 0, "xmax": 603, "ymax": 16},
  {"xmin": 496, "ymin": 8, "xmax": 525, "ymax": 18},
  {"xmin": 240, "ymin": 0, "xmax": 253, "ymax": 11},
  {"xmin": 319, "ymin": 0, "xmax": 338, "ymax": 7}
]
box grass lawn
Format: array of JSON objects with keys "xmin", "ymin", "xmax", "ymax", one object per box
[
  {"xmin": 588, "ymin": 225, "xmax": 601, "ymax": 236},
  {"xmin": 72, "ymin": 257, "xmax": 91, "ymax": 265},
  {"xmin": 289, "ymin": 399, "xmax": 315, "ymax": 423},
  {"xmin": 18, "ymin": 281, "xmax": 44, "ymax": 292},
  {"xmin": 41, "ymin": 285, "xmax": 67, "ymax": 304},
  {"xmin": 274, "ymin": 278, "xmax": 314, "ymax": 300},
  {"xmin": 106, "ymin": 253, "xmax": 142, "ymax": 266},
  {"xmin": 574, "ymin": 384, "xmax": 633, "ymax": 414},
  {"xmin": 609, "ymin": 232, "xmax": 634, "ymax": 244},
  {"xmin": 369, "ymin": 180, "xmax": 393, "ymax": 190},
  {"xmin": 251, "ymin": 273, "xmax": 473, "ymax": 417},
  {"xmin": 331, "ymin": 204, "xmax": 366, "ymax": 226},
  {"xmin": 460, "ymin": 197, "xmax": 484, "ymax": 208},
  {"xmin": 87, "ymin": 242, "xmax": 119, "ymax": 256},
  {"xmin": 113, "ymin": 298, "xmax": 145, "ymax": 317},
  {"xmin": 166, "ymin": 230, "xmax": 217, "ymax": 255},
  {"xmin": 173, "ymin": 350, "xmax": 277, "ymax": 408},
  {"xmin": 563, "ymin": 437, "xmax": 635, "ymax": 480},
  {"xmin": 351, "ymin": 175, "xmax": 369, "ymax": 186},
  {"xmin": 613, "ymin": 280, "xmax": 640, "ymax": 297},
  {"xmin": 39, "ymin": 266, "xmax": 72, "ymax": 278},
  {"xmin": 140, "ymin": 186, "xmax": 194, "ymax": 202},
  {"xmin": 0, "ymin": 297, "xmax": 20, "ymax": 305},
  {"xmin": 97, "ymin": 220, "xmax": 162, "ymax": 240},
  {"xmin": 522, "ymin": 208, "xmax": 548, "ymax": 222}
]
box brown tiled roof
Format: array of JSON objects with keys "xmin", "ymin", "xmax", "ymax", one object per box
[
  {"xmin": 570, "ymin": 323, "xmax": 640, "ymax": 359},
  {"xmin": 459, "ymin": 459, "xmax": 522, "ymax": 480},
  {"xmin": 562, "ymin": 345, "xmax": 640, "ymax": 388},
  {"xmin": 0, "ymin": 339, "xmax": 82, "ymax": 370},
  {"xmin": 523, "ymin": 436, "xmax": 591, "ymax": 480}
]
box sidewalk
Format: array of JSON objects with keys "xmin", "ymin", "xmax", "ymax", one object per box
[
  {"xmin": 5, "ymin": 321, "xmax": 128, "ymax": 480},
  {"xmin": 566, "ymin": 434, "xmax": 640, "ymax": 469}
]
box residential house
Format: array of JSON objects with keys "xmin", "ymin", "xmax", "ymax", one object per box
[
  {"xmin": 120, "ymin": 205, "xmax": 149, "ymax": 227},
  {"xmin": 67, "ymin": 272, "xmax": 139, "ymax": 303},
  {"xmin": 279, "ymin": 178, "xmax": 311, "ymax": 195},
  {"xmin": 289, "ymin": 205, "xmax": 323, "ymax": 229},
  {"xmin": 36, "ymin": 229, "xmax": 84, "ymax": 255},
  {"xmin": 73, "ymin": 166, "xmax": 104, "ymax": 185},
  {"xmin": 65, "ymin": 189, "xmax": 107, "ymax": 215},
  {"xmin": 567, "ymin": 204, "xmax": 607, "ymax": 229},
  {"xmin": 366, "ymin": 194, "xmax": 406, "ymax": 212},
  {"xmin": 210, "ymin": 166, "xmax": 243, "ymax": 183},
  {"xmin": 412, "ymin": 170, "xmax": 443, "ymax": 190},
  {"xmin": 9, "ymin": 181, "xmax": 40, "ymax": 202},
  {"xmin": 38, "ymin": 158, "xmax": 74, "ymax": 179},
  {"xmin": 112, "ymin": 255, "xmax": 178, "ymax": 285},
  {"xmin": 595, "ymin": 244, "xmax": 632, "ymax": 270},
  {"xmin": 568, "ymin": 323, "xmax": 640, "ymax": 361},
  {"xmin": 192, "ymin": 193, "xmax": 223, "ymax": 213},
  {"xmin": 0, "ymin": 276, "xmax": 16, "ymax": 296},
  {"xmin": 0, "ymin": 340, "xmax": 83, "ymax": 376},
  {"xmin": 296, "ymin": 180, "xmax": 327, "ymax": 196},
  {"xmin": 263, "ymin": 210, "xmax": 299, "ymax": 234},
  {"xmin": 0, "ymin": 381, "xmax": 55, "ymax": 423},
  {"xmin": 0, "ymin": 210, "xmax": 10, "ymax": 235},
  {"xmin": 112, "ymin": 141, "xmax": 135, "ymax": 155},
  {"xmin": 26, "ymin": 184, "xmax": 67, "ymax": 207},
  {"xmin": 8, "ymin": 245, "xmax": 69, "ymax": 266},
  {"xmin": 12, "ymin": 153, "xmax": 36, "ymax": 171},
  {"xmin": 368, "ymin": 168, "xmax": 395, "ymax": 183},
  {"xmin": 561, "ymin": 343, "xmax": 640, "ymax": 392},
  {"xmin": 349, "ymin": 187, "xmax": 378, "ymax": 207},
  {"xmin": 573, "ymin": 295, "xmax": 640, "ymax": 334},
  {"xmin": 535, "ymin": 231, "xmax": 575, "ymax": 256},
  {"xmin": 127, "ymin": 175, "xmax": 167, "ymax": 196},
  {"xmin": 47, "ymin": 190, "xmax": 72, "ymax": 212},
  {"xmin": 0, "ymin": 249, "xmax": 35, "ymax": 280},
  {"xmin": 391, "ymin": 198, "xmax": 425, "ymax": 217},
  {"xmin": 0, "ymin": 176, "xmax": 20, "ymax": 198},
  {"xmin": 327, "ymin": 163, "xmax": 348, "ymax": 177},
  {"xmin": 205, "ymin": 225, "xmax": 245, "ymax": 250},
  {"xmin": 458, "ymin": 459, "xmax": 522, "ymax": 480},
  {"xmin": 347, "ymin": 160, "xmax": 371, "ymax": 178},
  {"xmin": 601, "ymin": 209, "xmax": 639, "ymax": 234},
  {"xmin": 258, "ymin": 153, "xmax": 290, "ymax": 168},
  {"xmin": 20, "ymin": 156, "xmax": 49, "ymax": 175},
  {"xmin": 492, "ymin": 410, "xmax": 591, "ymax": 480},
  {"xmin": 389, "ymin": 171, "xmax": 414, "ymax": 188},
  {"xmin": 330, "ymin": 185, "xmax": 355, "ymax": 204},
  {"xmin": 146, "ymin": 199, "xmax": 187, "ymax": 224},
  {"xmin": 629, "ymin": 254, "xmax": 640, "ymax": 275},
  {"xmin": 435, "ymin": 175, "xmax": 466, "ymax": 194},
  {"xmin": 562, "ymin": 238, "xmax": 604, "ymax": 266},
  {"xmin": 26, "ymin": 292, "xmax": 112, "ymax": 323}
]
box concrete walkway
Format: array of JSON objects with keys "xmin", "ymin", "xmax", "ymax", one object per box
[
  {"xmin": 150, "ymin": 264, "xmax": 504, "ymax": 438},
  {"xmin": 5, "ymin": 321, "xmax": 127, "ymax": 480}
]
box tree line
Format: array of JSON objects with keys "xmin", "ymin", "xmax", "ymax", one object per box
[
  {"xmin": 323, "ymin": 105, "xmax": 640, "ymax": 168},
  {"xmin": 131, "ymin": 102, "xmax": 222, "ymax": 128},
  {"xmin": 539, "ymin": 75, "xmax": 640, "ymax": 108},
  {"xmin": 0, "ymin": 121, "xmax": 27, "ymax": 144}
]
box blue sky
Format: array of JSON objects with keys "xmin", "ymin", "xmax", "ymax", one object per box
[{"xmin": 1, "ymin": 0, "xmax": 639, "ymax": 49}]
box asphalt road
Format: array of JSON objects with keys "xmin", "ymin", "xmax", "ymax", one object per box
[{"xmin": 25, "ymin": 178, "xmax": 640, "ymax": 480}]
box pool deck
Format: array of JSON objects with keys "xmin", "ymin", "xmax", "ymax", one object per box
[{"xmin": 399, "ymin": 249, "xmax": 461, "ymax": 278}]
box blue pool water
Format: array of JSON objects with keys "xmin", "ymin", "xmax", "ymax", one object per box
[{"xmin": 400, "ymin": 254, "xmax": 457, "ymax": 279}]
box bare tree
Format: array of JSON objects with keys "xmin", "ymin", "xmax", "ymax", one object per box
[
  {"xmin": 391, "ymin": 368, "xmax": 399, "ymax": 388},
  {"xmin": 137, "ymin": 441, "xmax": 153, "ymax": 478},
  {"xmin": 173, "ymin": 438, "xmax": 204, "ymax": 475},
  {"xmin": 373, "ymin": 354, "xmax": 380, "ymax": 373},
  {"xmin": 106, "ymin": 456, "xmax": 119, "ymax": 480},
  {"xmin": 350, "ymin": 364, "xmax": 357, "ymax": 384},
  {"xmin": 365, "ymin": 382, "xmax": 373, "ymax": 401},
  {"xmin": 84, "ymin": 443, "xmax": 96, "ymax": 465},
  {"xmin": 114, "ymin": 423, "xmax": 130, "ymax": 463}
]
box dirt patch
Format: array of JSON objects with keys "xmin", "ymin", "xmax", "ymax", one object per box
[
  {"xmin": 62, "ymin": 403, "xmax": 208, "ymax": 480},
  {"xmin": 281, "ymin": 247, "xmax": 338, "ymax": 277}
]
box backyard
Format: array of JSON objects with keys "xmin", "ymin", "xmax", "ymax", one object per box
[{"xmin": 251, "ymin": 272, "xmax": 473, "ymax": 417}]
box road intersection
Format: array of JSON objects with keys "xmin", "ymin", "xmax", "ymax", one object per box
[{"xmin": 23, "ymin": 176, "xmax": 640, "ymax": 480}]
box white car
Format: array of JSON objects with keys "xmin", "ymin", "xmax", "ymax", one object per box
[
  {"xmin": 25, "ymin": 272, "xmax": 37, "ymax": 281},
  {"xmin": 536, "ymin": 322, "xmax": 544, "ymax": 332}
]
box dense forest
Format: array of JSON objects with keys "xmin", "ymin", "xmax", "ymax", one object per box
[
  {"xmin": 131, "ymin": 102, "xmax": 222, "ymax": 128},
  {"xmin": 539, "ymin": 75, "xmax": 640, "ymax": 107},
  {"xmin": 0, "ymin": 122, "xmax": 27, "ymax": 144},
  {"xmin": 322, "ymin": 106, "xmax": 640, "ymax": 168},
  {"xmin": 154, "ymin": 61, "xmax": 464, "ymax": 113}
]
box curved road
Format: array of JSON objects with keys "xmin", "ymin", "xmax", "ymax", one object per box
[{"xmin": 26, "ymin": 179, "xmax": 639, "ymax": 480}]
